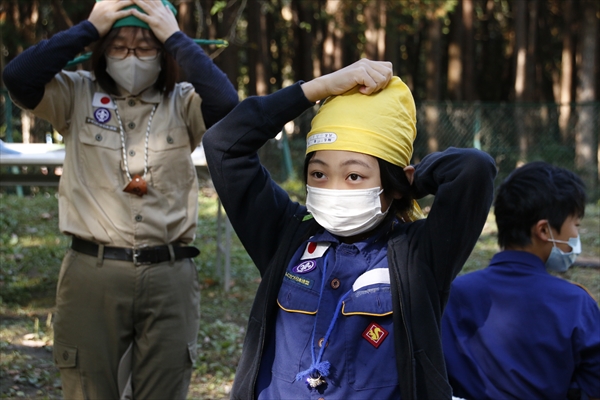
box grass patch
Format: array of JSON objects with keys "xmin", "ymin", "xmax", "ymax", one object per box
[{"xmin": 0, "ymin": 190, "xmax": 598, "ymax": 398}]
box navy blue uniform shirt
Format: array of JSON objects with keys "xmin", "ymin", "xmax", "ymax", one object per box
[
  {"xmin": 442, "ymin": 250, "xmax": 600, "ymax": 400},
  {"xmin": 256, "ymin": 218, "xmax": 401, "ymax": 399}
]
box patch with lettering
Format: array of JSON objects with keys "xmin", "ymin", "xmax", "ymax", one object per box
[
  {"xmin": 292, "ymin": 260, "xmax": 317, "ymax": 274},
  {"xmin": 284, "ymin": 271, "xmax": 314, "ymax": 289},
  {"xmin": 362, "ymin": 322, "xmax": 388, "ymax": 348},
  {"xmin": 307, "ymin": 132, "xmax": 337, "ymax": 148},
  {"xmin": 85, "ymin": 117, "xmax": 118, "ymax": 132},
  {"xmin": 94, "ymin": 108, "xmax": 111, "ymax": 123}
]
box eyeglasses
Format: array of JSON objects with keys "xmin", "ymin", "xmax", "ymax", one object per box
[{"xmin": 106, "ymin": 46, "xmax": 160, "ymax": 61}]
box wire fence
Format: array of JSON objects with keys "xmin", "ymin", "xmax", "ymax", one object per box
[{"xmin": 2, "ymin": 88, "xmax": 599, "ymax": 201}]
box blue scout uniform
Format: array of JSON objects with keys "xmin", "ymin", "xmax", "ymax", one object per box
[
  {"xmin": 442, "ymin": 250, "xmax": 600, "ymax": 400},
  {"xmin": 257, "ymin": 219, "xmax": 400, "ymax": 398}
]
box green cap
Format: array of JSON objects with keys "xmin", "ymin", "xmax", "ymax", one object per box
[{"xmin": 96, "ymin": 0, "xmax": 177, "ymax": 30}]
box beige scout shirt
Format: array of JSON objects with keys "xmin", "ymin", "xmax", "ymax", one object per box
[{"xmin": 31, "ymin": 70, "xmax": 205, "ymax": 247}]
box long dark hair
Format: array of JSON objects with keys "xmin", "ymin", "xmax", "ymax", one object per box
[
  {"xmin": 303, "ymin": 152, "xmax": 415, "ymax": 216},
  {"xmin": 90, "ymin": 27, "xmax": 178, "ymax": 96}
]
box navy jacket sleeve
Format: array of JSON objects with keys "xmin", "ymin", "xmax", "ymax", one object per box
[
  {"xmin": 2, "ymin": 21, "xmax": 99, "ymax": 109},
  {"xmin": 164, "ymin": 32, "xmax": 238, "ymax": 128},
  {"xmin": 202, "ymin": 83, "xmax": 314, "ymax": 274},
  {"xmin": 412, "ymin": 147, "xmax": 497, "ymax": 293}
]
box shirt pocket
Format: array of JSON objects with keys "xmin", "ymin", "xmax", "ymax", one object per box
[
  {"xmin": 272, "ymin": 280, "xmax": 320, "ymax": 381},
  {"xmin": 147, "ymin": 127, "xmax": 195, "ymax": 193},
  {"xmin": 77, "ymin": 126, "xmax": 123, "ymax": 190},
  {"xmin": 342, "ymin": 285, "xmax": 399, "ymax": 390}
]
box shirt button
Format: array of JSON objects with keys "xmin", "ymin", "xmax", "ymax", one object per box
[
  {"xmin": 135, "ymin": 215, "xmax": 143, "ymax": 222},
  {"xmin": 95, "ymin": 133, "xmax": 103, "ymax": 141},
  {"xmin": 330, "ymin": 278, "xmax": 340, "ymax": 289},
  {"xmin": 128, "ymin": 150, "xmax": 136, "ymax": 156},
  {"xmin": 127, "ymin": 121, "xmax": 136, "ymax": 130},
  {"xmin": 128, "ymin": 99, "xmax": 136, "ymax": 107},
  {"xmin": 318, "ymin": 337, "xmax": 327, "ymax": 348},
  {"xmin": 166, "ymin": 136, "xmax": 174, "ymax": 144},
  {"xmin": 62, "ymin": 351, "xmax": 69, "ymax": 360}
]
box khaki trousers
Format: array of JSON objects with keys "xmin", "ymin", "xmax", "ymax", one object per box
[{"xmin": 53, "ymin": 249, "xmax": 200, "ymax": 400}]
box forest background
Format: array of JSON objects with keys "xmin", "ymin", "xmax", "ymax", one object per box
[
  {"xmin": 0, "ymin": 1, "xmax": 599, "ymax": 398},
  {"xmin": 0, "ymin": 0, "xmax": 599, "ymax": 198}
]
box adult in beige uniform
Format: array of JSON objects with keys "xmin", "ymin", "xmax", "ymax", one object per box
[{"xmin": 2, "ymin": 0, "xmax": 238, "ymax": 398}]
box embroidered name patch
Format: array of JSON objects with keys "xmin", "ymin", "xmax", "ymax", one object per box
[
  {"xmin": 362, "ymin": 322, "xmax": 388, "ymax": 348},
  {"xmin": 284, "ymin": 271, "xmax": 314, "ymax": 289},
  {"xmin": 307, "ymin": 132, "xmax": 337, "ymax": 148},
  {"xmin": 292, "ymin": 260, "xmax": 317, "ymax": 274},
  {"xmin": 85, "ymin": 117, "xmax": 118, "ymax": 132}
]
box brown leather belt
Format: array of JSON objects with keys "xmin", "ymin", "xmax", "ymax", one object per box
[{"xmin": 71, "ymin": 237, "xmax": 200, "ymax": 265}]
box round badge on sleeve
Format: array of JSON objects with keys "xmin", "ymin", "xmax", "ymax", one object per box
[{"xmin": 94, "ymin": 108, "xmax": 111, "ymax": 123}]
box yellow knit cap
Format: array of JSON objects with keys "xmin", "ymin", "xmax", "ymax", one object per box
[{"xmin": 306, "ymin": 76, "xmax": 424, "ymax": 221}]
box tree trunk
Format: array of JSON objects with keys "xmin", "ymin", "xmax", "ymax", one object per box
[
  {"xmin": 462, "ymin": 0, "xmax": 475, "ymax": 101},
  {"xmin": 575, "ymin": 0, "xmax": 598, "ymax": 194},
  {"xmin": 559, "ymin": 0, "xmax": 574, "ymax": 143},
  {"xmin": 526, "ymin": 0, "xmax": 538, "ymax": 101},
  {"xmin": 247, "ymin": 0, "xmax": 269, "ymax": 95},
  {"xmin": 513, "ymin": 0, "xmax": 528, "ymax": 163},
  {"xmin": 292, "ymin": 0, "xmax": 315, "ymax": 82},
  {"xmin": 177, "ymin": 0, "xmax": 196, "ymax": 38},
  {"xmin": 364, "ymin": 0, "xmax": 386, "ymax": 60},
  {"xmin": 214, "ymin": 0, "xmax": 244, "ymax": 90},
  {"xmin": 425, "ymin": 11, "xmax": 443, "ymax": 152},
  {"xmin": 447, "ymin": 2, "xmax": 463, "ymax": 100},
  {"xmin": 322, "ymin": 0, "xmax": 344, "ymax": 74}
]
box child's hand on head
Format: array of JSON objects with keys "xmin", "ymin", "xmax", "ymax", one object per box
[
  {"xmin": 88, "ymin": 0, "xmax": 134, "ymax": 37},
  {"xmin": 302, "ymin": 59, "xmax": 393, "ymax": 102}
]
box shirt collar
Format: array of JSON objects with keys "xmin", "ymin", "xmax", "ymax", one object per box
[
  {"xmin": 310, "ymin": 216, "xmax": 396, "ymax": 251},
  {"xmin": 490, "ymin": 250, "xmax": 547, "ymax": 272}
]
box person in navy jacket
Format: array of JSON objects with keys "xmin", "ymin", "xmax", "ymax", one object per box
[{"xmin": 442, "ymin": 161, "xmax": 600, "ymax": 400}]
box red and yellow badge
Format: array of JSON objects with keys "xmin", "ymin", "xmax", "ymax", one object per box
[{"xmin": 362, "ymin": 322, "xmax": 388, "ymax": 348}]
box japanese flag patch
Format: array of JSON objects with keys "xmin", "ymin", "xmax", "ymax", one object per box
[
  {"xmin": 300, "ymin": 241, "xmax": 330, "ymax": 260},
  {"xmin": 362, "ymin": 322, "xmax": 388, "ymax": 348},
  {"xmin": 92, "ymin": 93, "xmax": 116, "ymax": 110}
]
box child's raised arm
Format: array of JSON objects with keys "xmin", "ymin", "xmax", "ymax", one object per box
[{"xmin": 301, "ymin": 59, "xmax": 393, "ymax": 102}]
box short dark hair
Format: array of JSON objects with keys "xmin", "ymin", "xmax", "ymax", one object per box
[
  {"xmin": 494, "ymin": 161, "xmax": 586, "ymax": 248},
  {"xmin": 303, "ymin": 152, "xmax": 415, "ymax": 215},
  {"xmin": 90, "ymin": 27, "xmax": 178, "ymax": 96}
]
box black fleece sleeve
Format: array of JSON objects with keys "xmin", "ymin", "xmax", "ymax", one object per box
[
  {"xmin": 2, "ymin": 21, "xmax": 99, "ymax": 110},
  {"xmin": 164, "ymin": 32, "xmax": 238, "ymax": 128},
  {"xmin": 202, "ymin": 83, "xmax": 313, "ymax": 272},
  {"xmin": 412, "ymin": 147, "xmax": 497, "ymax": 292}
]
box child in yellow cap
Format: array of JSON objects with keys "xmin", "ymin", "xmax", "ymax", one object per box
[
  {"xmin": 203, "ymin": 59, "xmax": 497, "ymax": 399},
  {"xmin": 3, "ymin": 1, "xmax": 237, "ymax": 399}
]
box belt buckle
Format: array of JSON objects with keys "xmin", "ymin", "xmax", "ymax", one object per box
[{"xmin": 133, "ymin": 248, "xmax": 151, "ymax": 266}]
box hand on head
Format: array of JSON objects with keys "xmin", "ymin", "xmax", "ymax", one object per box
[
  {"xmin": 302, "ymin": 59, "xmax": 394, "ymax": 103},
  {"xmin": 88, "ymin": 0, "xmax": 135, "ymax": 37},
  {"xmin": 130, "ymin": 0, "xmax": 180, "ymax": 43}
]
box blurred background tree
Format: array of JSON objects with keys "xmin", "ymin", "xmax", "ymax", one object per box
[{"xmin": 1, "ymin": 0, "xmax": 598, "ymax": 197}]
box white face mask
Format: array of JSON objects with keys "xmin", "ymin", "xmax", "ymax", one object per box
[
  {"xmin": 106, "ymin": 56, "xmax": 161, "ymax": 95},
  {"xmin": 545, "ymin": 229, "xmax": 581, "ymax": 272},
  {"xmin": 305, "ymin": 186, "xmax": 389, "ymax": 237}
]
